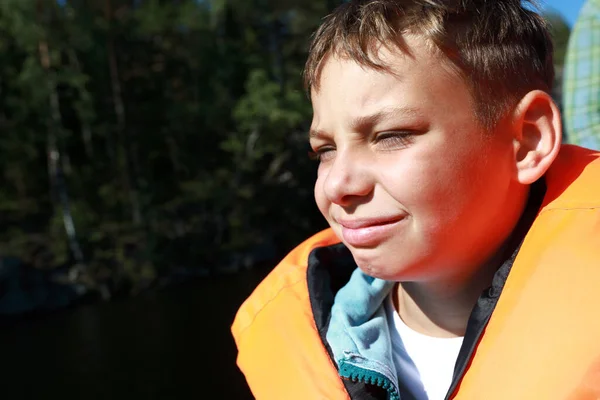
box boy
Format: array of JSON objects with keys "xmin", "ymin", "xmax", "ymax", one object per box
[{"xmin": 232, "ymin": 1, "xmax": 600, "ymax": 399}]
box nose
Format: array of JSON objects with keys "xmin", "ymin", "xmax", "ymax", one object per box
[{"xmin": 322, "ymin": 149, "xmax": 373, "ymax": 206}]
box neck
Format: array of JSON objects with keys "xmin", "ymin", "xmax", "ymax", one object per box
[{"xmin": 394, "ymin": 257, "xmax": 501, "ymax": 338}]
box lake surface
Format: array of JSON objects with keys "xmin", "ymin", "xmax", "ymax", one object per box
[{"xmin": 1, "ymin": 266, "xmax": 270, "ymax": 399}]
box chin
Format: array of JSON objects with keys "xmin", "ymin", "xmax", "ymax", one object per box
[
  {"xmin": 351, "ymin": 247, "xmax": 426, "ymax": 281},
  {"xmin": 352, "ymin": 251, "xmax": 400, "ymax": 280},
  {"xmin": 356, "ymin": 264, "xmax": 403, "ymax": 281}
]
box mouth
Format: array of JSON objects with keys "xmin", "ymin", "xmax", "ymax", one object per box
[
  {"xmin": 336, "ymin": 216, "xmax": 406, "ymax": 247},
  {"xmin": 337, "ymin": 216, "xmax": 405, "ymax": 229}
]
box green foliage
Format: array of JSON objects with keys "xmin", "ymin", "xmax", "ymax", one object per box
[
  {"xmin": 0, "ymin": 0, "xmax": 336, "ymax": 296},
  {"xmin": 546, "ymin": 12, "xmax": 571, "ymax": 69},
  {"xmin": 544, "ymin": 12, "xmax": 571, "ymax": 108}
]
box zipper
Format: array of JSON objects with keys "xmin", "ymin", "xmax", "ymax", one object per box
[{"xmin": 339, "ymin": 362, "xmax": 400, "ymax": 400}]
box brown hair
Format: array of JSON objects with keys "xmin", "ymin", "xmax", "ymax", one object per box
[{"xmin": 304, "ymin": 0, "xmax": 554, "ymax": 129}]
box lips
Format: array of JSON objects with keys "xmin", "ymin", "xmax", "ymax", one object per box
[
  {"xmin": 337, "ymin": 216, "xmax": 404, "ymax": 229},
  {"xmin": 337, "ymin": 215, "xmax": 406, "ymax": 247}
]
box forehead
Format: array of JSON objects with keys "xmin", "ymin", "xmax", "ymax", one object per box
[
  {"xmin": 310, "ymin": 35, "xmax": 472, "ymax": 127},
  {"xmin": 312, "ymin": 34, "xmax": 453, "ymax": 90}
]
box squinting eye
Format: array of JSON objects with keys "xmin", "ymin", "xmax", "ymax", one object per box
[
  {"xmin": 308, "ymin": 150, "xmax": 320, "ymax": 161},
  {"xmin": 375, "ymin": 131, "xmax": 414, "ymax": 149},
  {"xmin": 308, "ymin": 146, "xmax": 336, "ymax": 162}
]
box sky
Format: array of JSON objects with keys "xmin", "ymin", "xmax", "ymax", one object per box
[{"xmin": 542, "ymin": 0, "xmax": 587, "ymax": 26}]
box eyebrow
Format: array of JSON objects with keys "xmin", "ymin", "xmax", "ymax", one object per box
[
  {"xmin": 351, "ymin": 106, "xmax": 423, "ymax": 129},
  {"xmin": 308, "ymin": 106, "xmax": 423, "ymax": 140}
]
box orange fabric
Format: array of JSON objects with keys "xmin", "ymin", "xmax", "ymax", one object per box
[
  {"xmin": 231, "ymin": 229, "xmax": 349, "ymax": 400},
  {"xmin": 233, "ymin": 144, "xmax": 600, "ymax": 400},
  {"xmin": 453, "ymin": 145, "xmax": 600, "ymax": 399}
]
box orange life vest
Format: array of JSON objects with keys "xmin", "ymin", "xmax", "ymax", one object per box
[{"xmin": 232, "ymin": 144, "xmax": 600, "ymax": 399}]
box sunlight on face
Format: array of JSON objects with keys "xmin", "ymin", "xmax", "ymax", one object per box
[{"xmin": 310, "ymin": 35, "xmax": 527, "ymax": 282}]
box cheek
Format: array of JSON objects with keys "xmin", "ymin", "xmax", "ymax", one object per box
[
  {"xmin": 379, "ymin": 153, "xmax": 454, "ymax": 206},
  {"xmin": 379, "ymin": 149, "xmax": 482, "ymax": 227}
]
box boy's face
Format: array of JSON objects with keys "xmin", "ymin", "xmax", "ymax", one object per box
[{"xmin": 309, "ymin": 35, "xmax": 528, "ymax": 282}]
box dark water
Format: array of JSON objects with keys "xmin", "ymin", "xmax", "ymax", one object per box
[{"xmin": 0, "ymin": 266, "xmax": 270, "ymax": 400}]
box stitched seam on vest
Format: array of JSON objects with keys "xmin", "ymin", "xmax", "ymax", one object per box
[
  {"xmin": 234, "ymin": 276, "xmax": 306, "ymax": 341},
  {"xmin": 540, "ymin": 206, "xmax": 600, "ymax": 213}
]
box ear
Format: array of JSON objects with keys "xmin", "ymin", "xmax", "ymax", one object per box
[{"xmin": 512, "ymin": 90, "xmax": 562, "ymax": 185}]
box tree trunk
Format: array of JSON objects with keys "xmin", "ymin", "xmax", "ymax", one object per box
[
  {"xmin": 67, "ymin": 49, "xmax": 94, "ymax": 158},
  {"xmin": 105, "ymin": 0, "xmax": 142, "ymax": 227},
  {"xmin": 36, "ymin": 2, "xmax": 85, "ymax": 271}
]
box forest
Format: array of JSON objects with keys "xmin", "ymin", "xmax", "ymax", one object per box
[{"xmin": 0, "ymin": 0, "xmax": 571, "ymax": 301}]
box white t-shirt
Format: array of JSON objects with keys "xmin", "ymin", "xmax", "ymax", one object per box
[{"xmin": 385, "ymin": 295, "xmax": 464, "ymax": 400}]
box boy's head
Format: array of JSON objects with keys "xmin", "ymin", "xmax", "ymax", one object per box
[
  {"xmin": 304, "ymin": 0, "xmax": 554, "ymax": 130},
  {"xmin": 306, "ymin": 0, "xmax": 562, "ymax": 282}
]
